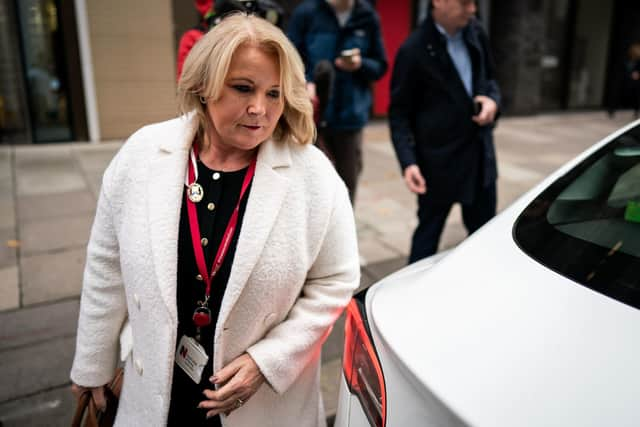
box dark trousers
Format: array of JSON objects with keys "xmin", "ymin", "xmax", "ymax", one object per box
[
  {"xmin": 321, "ymin": 128, "xmax": 363, "ymax": 205},
  {"xmin": 409, "ymin": 182, "xmax": 497, "ymax": 263}
]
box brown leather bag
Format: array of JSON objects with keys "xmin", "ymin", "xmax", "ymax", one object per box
[{"xmin": 71, "ymin": 368, "xmax": 124, "ymax": 427}]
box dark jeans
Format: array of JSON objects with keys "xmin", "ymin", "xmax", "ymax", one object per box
[
  {"xmin": 321, "ymin": 128, "xmax": 363, "ymax": 205},
  {"xmin": 409, "ymin": 182, "xmax": 497, "ymax": 263}
]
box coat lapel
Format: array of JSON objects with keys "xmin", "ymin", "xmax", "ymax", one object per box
[
  {"xmin": 215, "ymin": 139, "xmax": 291, "ymax": 335},
  {"xmin": 147, "ymin": 117, "xmax": 195, "ymax": 324}
]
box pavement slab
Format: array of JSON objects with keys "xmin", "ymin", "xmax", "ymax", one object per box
[
  {"xmin": 0, "ymin": 299, "xmax": 79, "ymax": 352},
  {"xmin": 322, "ymin": 313, "xmax": 346, "ymax": 363},
  {"xmin": 0, "ymin": 266, "xmax": 19, "ymax": 311},
  {"xmin": 0, "ymin": 197, "xmax": 16, "ymax": 231},
  {"xmin": 362, "ymin": 256, "xmax": 407, "ymax": 283},
  {"xmin": 14, "ymin": 146, "xmax": 86, "ymax": 196},
  {"xmin": 17, "ymin": 191, "xmax": 96, "ymax": 223},
  {"xmin": 377, "ymin": 229, "xmax": 412, "ymax": 256},
  {"xmin": 0, "ymin": 227, "xmax": 17, "ymax": 269},
  {"xmin": 84, "ymin": 171, "xmax": 105, "ymax": 198},
  {"xmin": 0, "ymin": 146, "xmax": 13, "ymax": 182},
  {"xmin": 19, "ymin": 214, "xmax": 93, "ymax": 256},
  {"xmin": 358, "ymin": 234, "xmax": 402, "ymax": 266},
  {"xmin": 357, "ymin": 268, "xmax": 378, "ymax": 294},
  {"xmin": 72, "ymin": 144, "xmax": 120, "ymax": 174},
  {"xmin": 0, "ymin": 147, "xmax": 15, "ymax": 231},
  {"xmin": 20, "ymin": 248, "xmax": 86, "ymax": 306},
  {"xmin": 0, "ymin": 336, "xmax": 75, "ymax": 403},
  {"xmin": 0, "ymin": 386, "xmax": 74, "ymax": 427},
  {"xmin": 320, "ymin": 358, "xmax": 342, "ymax": 424}
]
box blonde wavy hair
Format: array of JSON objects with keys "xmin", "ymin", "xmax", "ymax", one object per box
[{"xmin": 177, "ymin": 13, "xmax": 315, "ymax": 146}]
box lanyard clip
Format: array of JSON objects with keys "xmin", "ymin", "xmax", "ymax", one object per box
[{"xmin": 199, "ymin": 295, "xmax": 210, "ymax": 308}]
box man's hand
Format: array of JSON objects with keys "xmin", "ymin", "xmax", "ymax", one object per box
[
  {"xmin": 199, "ymin": 353, "xmax": 265, "ymax": 419},
  {"xmin": 71, "ymin": 383, "xmax": 107, "ymax": 411},
  {"xmin": 403, "ymin": 164, "xmax": 427, "ymax": 194},
  {"xmin": 335, "ymin": 48, "xmax": 362, "ymax": 72},
  {"xmin": 472, "ymin": 95, "xmax": 498, "ymax": 126}
]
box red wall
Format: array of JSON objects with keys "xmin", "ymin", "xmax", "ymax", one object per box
[{"xmin": 373, "ymin": 0, "xmax": 412, "ymax": 116}]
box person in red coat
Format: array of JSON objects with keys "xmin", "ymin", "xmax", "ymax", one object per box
[{"xmin": 177, "ymin": 0, "xmax": 214, "ymax": 81}]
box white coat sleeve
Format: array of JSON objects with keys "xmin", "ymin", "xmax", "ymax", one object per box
[
  {"xmin": 70, "ymin": 158, "xmax": 127, "ymax": 387},
  {"xmin": 246, "ymin": 180, "xmax": 360, "ymax": 394}
]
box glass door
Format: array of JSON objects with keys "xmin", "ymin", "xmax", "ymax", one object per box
[
  {"xmin": 567, "ymin": 0, "xmax": 614, "ymax": 108},
  {"xmin": 0, "ymin": 0, "xmax": 30, "ymax": 142},
  {"xmin": 538, "ymin": 0, "xmax": 574, "ymax": 111},
  {"xmin": 16, "ymin": 0, "xmax": 72, "ymax": 142}
]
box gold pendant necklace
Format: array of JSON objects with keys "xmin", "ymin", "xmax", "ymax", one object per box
[
  {"xmin": 187, "ymin": 182, "xmax": 204, "ymax": 203},
  {"xmin": 185, "ymin": 145, "xmax": 204, "ymax": 203}
]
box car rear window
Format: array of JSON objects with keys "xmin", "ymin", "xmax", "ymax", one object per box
[{"xmin": 514, "ymin": 123, "xmax": 640, "ymax": 310}]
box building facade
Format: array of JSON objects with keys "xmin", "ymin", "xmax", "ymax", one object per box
[
  {"xmin": 1, "ymin": 0, "xmax": 176, "ymax": 144},
  {"xmin": 387, "ymin": 0, "xmax": 640, "ymax": 114},
  {"xmin": 489, "ymin": 0, "xmax": 640, "ymax": 114},
  {"xmin": 1, "ymin": 0, "xmax": 638, "ymax": 144}
]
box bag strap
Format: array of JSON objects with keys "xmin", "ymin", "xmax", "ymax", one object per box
[
  {"xmin": 109, "ymin": 368, "xmax": 124, "ymax": 397},
  {"xmin": 71, "ymin": 390, "xmax": 98, "ymax": 427}
]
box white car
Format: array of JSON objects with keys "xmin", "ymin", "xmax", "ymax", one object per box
[{"xmin": 334, "ymin": 120, "xmax": 640, "ymax": 427}]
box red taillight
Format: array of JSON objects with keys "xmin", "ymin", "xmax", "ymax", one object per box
[{"xmin": 343, "ymin": 299, "xmax": 386, "ymax": 427}]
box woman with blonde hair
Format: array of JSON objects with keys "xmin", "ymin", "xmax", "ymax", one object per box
[{"xmin": 70, "ymin": 13, "xmax": 359, "ymax": 426}]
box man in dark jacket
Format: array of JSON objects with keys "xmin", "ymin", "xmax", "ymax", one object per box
[
  {"xmin": 389, "ymin": 0, "xmax": 501, "ymax": 263},
  {"xmin": 288, "ymin": 0, "xmax": 387, "ymax": 204}
]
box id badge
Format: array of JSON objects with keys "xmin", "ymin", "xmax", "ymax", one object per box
[{"xmin": 175, "ymin": 335, "xmax": 209, "ymax": 384}]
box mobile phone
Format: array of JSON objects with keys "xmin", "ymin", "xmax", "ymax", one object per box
[
  {"xmin": 340, "ymin": 48, "xmax": 358, "ymax": 61},
  {"xmin": 474, "ymin": 101, "xmax": 482, "ymax": 115}
]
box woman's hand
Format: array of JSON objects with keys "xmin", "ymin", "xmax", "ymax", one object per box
[
  {"xmin": 199, "ymin": 353, "xmax": 265, "ymax": 419},
  {"xmin": 71, "ymin": 383, "xmax": 107, "ymax": 411}
]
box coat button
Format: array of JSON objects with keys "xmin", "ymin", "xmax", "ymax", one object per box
[
  {"xmin": 212, "ymin": 172, "xmax": 221, "ymax": 180},
  {"xmin": 135, "ymin": 358, "xmax": 144, "ymax": 375},
  {"xmin": 207, "ymin": 202, "xmax": 215, "ymax": 211}
]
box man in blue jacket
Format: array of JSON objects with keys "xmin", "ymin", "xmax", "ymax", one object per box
[
  {"xmin": 288, "ymin": 0, "xmax": 387, "ymax": 204},
  {"xmin": 389, "ymin": 0, "xmax": 501, "ymax": 263}
]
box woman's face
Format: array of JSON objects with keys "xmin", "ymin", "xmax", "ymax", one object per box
[{"xmin": 206, "ymin": 43, "xmax": 284, "ymax": 152}]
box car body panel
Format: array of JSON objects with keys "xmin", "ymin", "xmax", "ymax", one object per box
[
  {"xmin": 370, "ymin": 203, "xmax": 640, "ymax": 427},
  {"xmin": 335, "ymin": 375, "xmax": 372, "ymax": 427}
]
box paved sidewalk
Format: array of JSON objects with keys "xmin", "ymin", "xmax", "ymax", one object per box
[{"xmin": 0, "ymin": 110, "xmax": 636, "ymax": 426}]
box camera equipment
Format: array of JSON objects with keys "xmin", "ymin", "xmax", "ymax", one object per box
[{"xmin": 212, "ymin": 0, "xmax": 284, "ymax": 28}]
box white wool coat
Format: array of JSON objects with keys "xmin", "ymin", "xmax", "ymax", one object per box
[{"xmin": 70, "ymin": 116, "xmax": 360, "ymax": 427}]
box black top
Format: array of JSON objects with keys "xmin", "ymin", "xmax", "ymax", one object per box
[{"xmin": 167, "ymin": 159, "xmax": 251, "ymax": 427}]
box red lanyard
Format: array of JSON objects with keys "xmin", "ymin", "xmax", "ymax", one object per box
[{"xmin": 186, "ymin": 144, "xmax": 256, "ymax": 304}]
